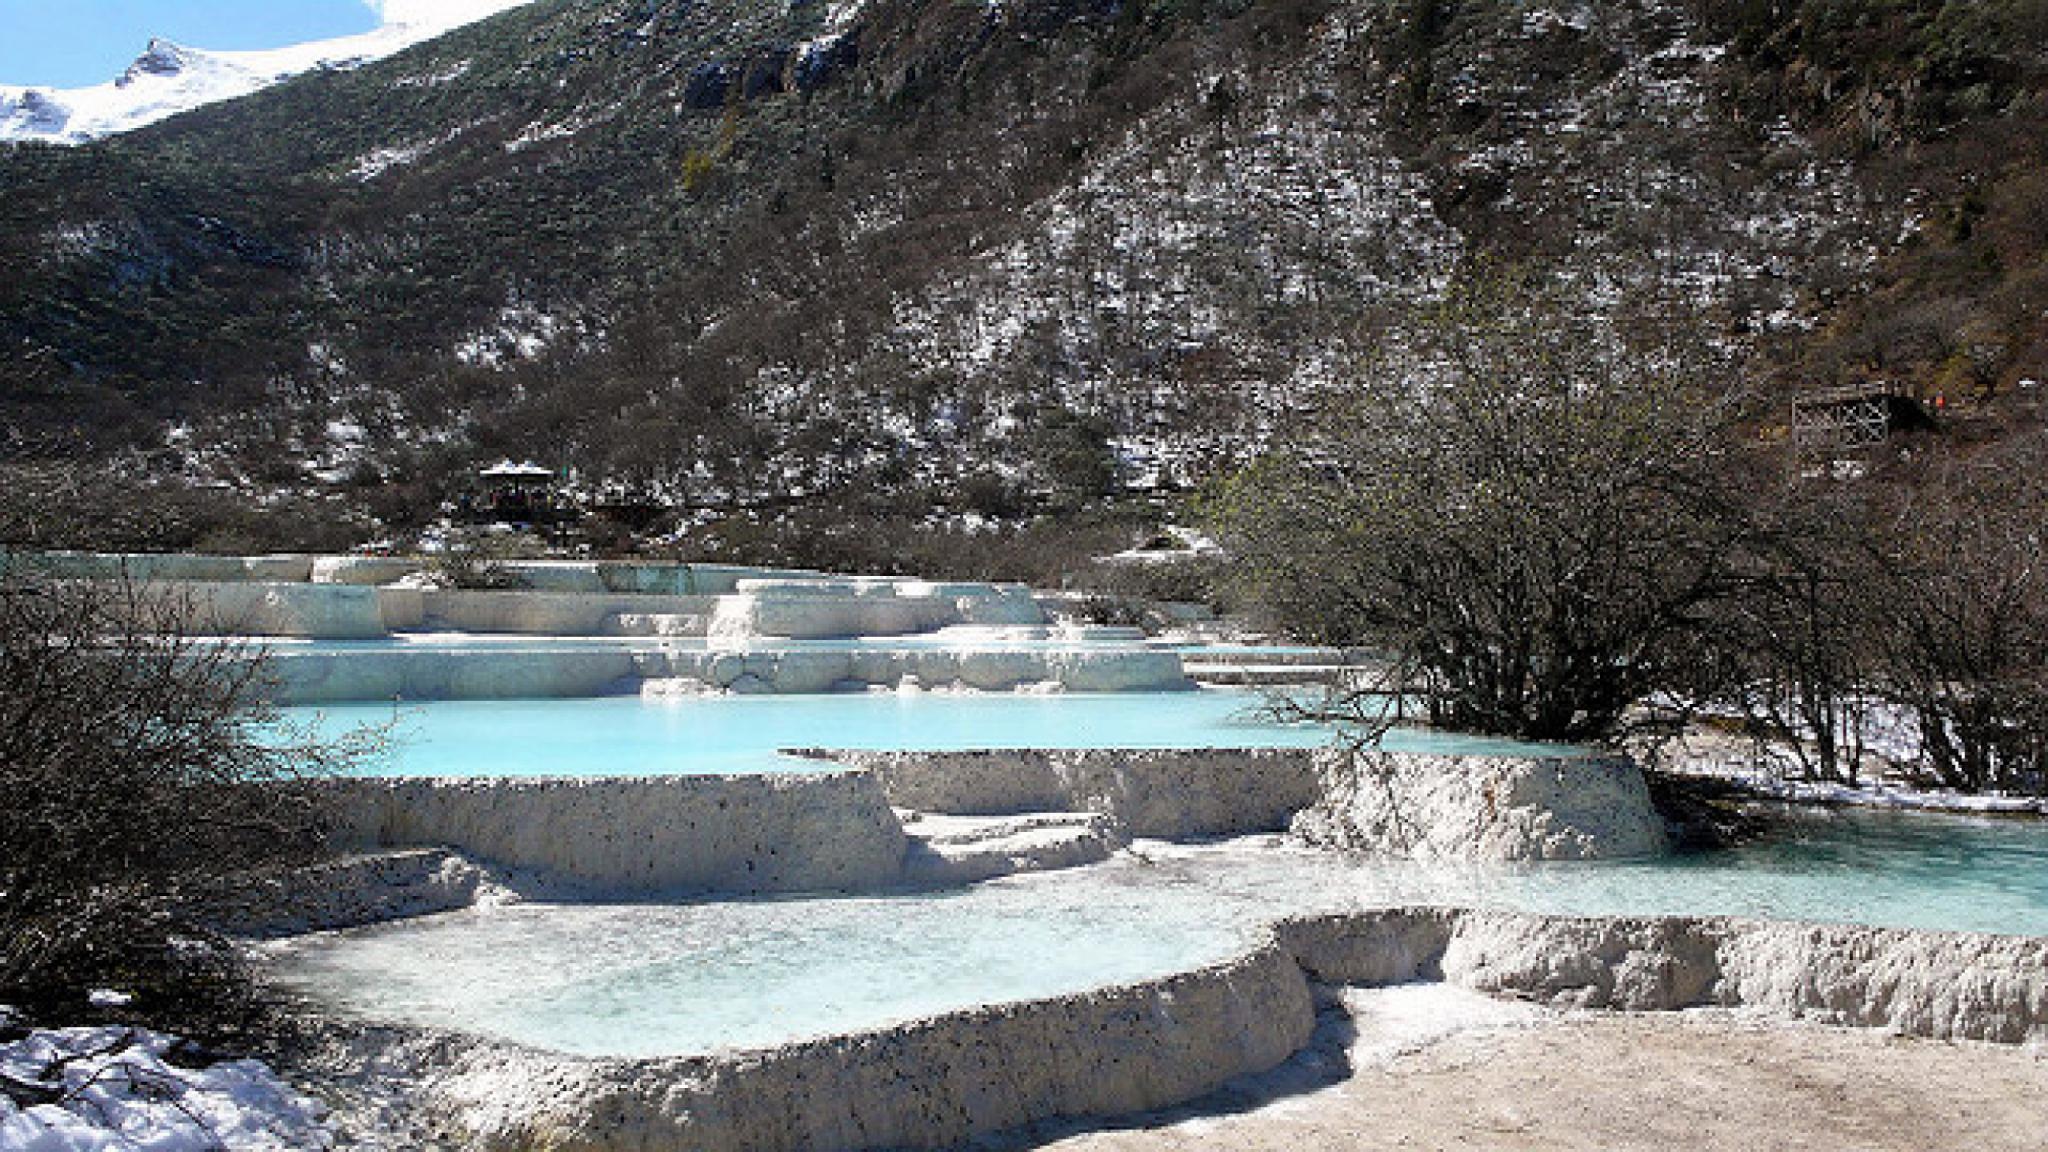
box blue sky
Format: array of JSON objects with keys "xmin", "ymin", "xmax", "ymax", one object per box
[{"xmin": 0, "ymin": 1, "xmax": 381, "ymax": 87}]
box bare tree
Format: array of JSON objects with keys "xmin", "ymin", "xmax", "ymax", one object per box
[
  {"xmin": 0, "ymin": 564, "xmax": 369, "ymax": 1015},
  {"xmin": 1716, "ymin": 470, "xmax": 1888, "ymax": 785},
  {"xmin": 1872, "ymin": 438, "xmax": 2048, "ymax": 795},
  {"xmin": 1208, "ymin": 269, "xmax": 1753, "ymax": 744}
]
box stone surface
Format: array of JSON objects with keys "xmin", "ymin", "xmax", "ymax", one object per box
[
  {"xmin": 1291, "ymin": 749, "xmax": 1670, "ymax": 861},
  {"xmin": 1281, "ymin": 907, "xmax": 2048, "ymax": 1044},
  {"xmin": 709, "ymin": 585, "xmax": 949, "ymax": 640},
  {"xmin": 427, "ymin": 941, "xmax": 1317, "ymax": 1152},
  {"xmin": 289, "ymin": 745, "xmax": 1697, "ymax": 922},
  {"xmin": 939, "ymin": 582, "xmax": 1047, "ymax": 627},
  {"xmin": 321, "ymin": 773, "xmax": 908, "ymax": 894},
  {"xmin": 1714, "ymin": 920, "xmax": 2048, "ymax": 1043},
  {"xmin": 374, "ymin": 585, "xmax": 427, "ymax": 630},
  {"xmin": 899, "ymin": 809, "xmax": 1123, "ymax": 886},
  {"xmin": 196, "ymin": 850, "xmax": 489, "ymax": 937},
  {"xmin": 602, "ymin": 610, "xmax": 712, "ymax": 636},
  {"xmin": 1048, "ymin": 649, "xmax": 1191, "ymax": 692},
  {"xmin": 706, "ymin": 578, "xmax": 1050, "ymax": 640},
  {"xmin": 263, "ymin": 646, "xmax": 639, "ymax": 703},
  {"xmin": 634, "ymin": 646, "xmax": 1186, "ymax": 695},
  {"xmin": 485, "ymin": 561, "xmax": 604, "ymax": 593},
  {"xmin": 307, "ymin": 751, "xmax": 1325, "ymax": 898},
  {"xmin": 678, "ymin": 564, "xmax": 825, "ymax": 595},
  {"xmin": 1274, "ymin": 907, "xmax": 1460, "ymax": 987},
  {"xmin": 299, "ymin": 904, "xmax": 2048, "ymax": 1152},
  {"xmin": 162, "ymin": 580, "xmax": 392, "ymax": 639},
  {"xmin": 419, "ymin": 589, "xmax": 717, "ymax": 634},
  {"xmin": 21, "ymin": 553, "xmax": 1191, "ymax": 697},
  {"xmin": 1434, "ymin": 911, "xmax": 1730, "ymax": 1010},
  {"xmin": 311, "ymin": 555, "xmax": 424, "ymax": 585},
  {"xmin": 8, "ymin": 550, "xmax": 314, "ymax": 583},
  {"xmin": 825, "ymin": 748, "xmax": 1320, "ymax": 838},
  {"xmin": 1026, "ymin": 1004, "xmax": 2048, "ymax": 1152}
]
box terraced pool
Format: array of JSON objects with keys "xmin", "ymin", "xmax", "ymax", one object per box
[
  {"xmin": 269, "ymin": 807, "xmax": 2048, "ymax": 1057},
  {"xmin": 281, "ymin": 689, "xmax": 1577, "ymax": 777}
]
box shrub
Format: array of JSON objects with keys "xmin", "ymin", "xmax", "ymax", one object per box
[
  {"xmin": 0, "ymin": 567, "xmax": 363, "ymax": 1019},
  {"xmin": 1207, "ymin": 270, "xmax": 1753, "ymax": 743},
  {"xmin": 425, "ymin": 532, "xmax": 535, "ymax": 589},
  {"xmin": 1713, "ymin": 469, "xmax": 1890, "ymax": 785},
  {"xmin": 1871, "ymin": 439, "xmax": 2048, "ymax": 794}
]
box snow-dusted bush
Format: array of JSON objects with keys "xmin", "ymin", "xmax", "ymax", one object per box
[
  {"xmin": 0, "ymin": 567, "xmax": 366, "ymax": 1013},
  {"xmin": 0, "ymin": 1022, "xmax": 333, "ymax": 1150},
  {"xmin": 1873, "ymin": 439, "xmax": 2048, "ymax": 796},
  {"xmin": 1728, "ymin": 430, "xmax": 2048, "ymax": 796},
  {"xmin": 1206, "ymin": 268, "xmax": 1751, "ymax": 743}
]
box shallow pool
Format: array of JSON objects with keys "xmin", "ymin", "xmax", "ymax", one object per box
[
  {"xmin": 267, "ymin": 869, "xmax": 1256, "ymax": 1057},
  {"xmin": 1487, "ymin": 805, "xmax": 2048, "ymax": 935},
  {"xmin": 256, "ymin": 629, "xmax": 1254, "ymax": 654},
  {"xmin": 1137, "ymin": 807, "xmax": 2048, "ymax": 939},
  {"xmin": 279, "ymin": 690, "xmax": 1576, "ymax": 777},
  {"xmin": 269, "ymin": 808, "xmax": 2048, "ymax": 1056}
]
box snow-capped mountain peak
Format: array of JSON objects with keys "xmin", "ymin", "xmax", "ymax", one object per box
[
  {"xmin": 0, "ymin": 2, "xmax": 533, "ymax": 146},
  {"xmin": 120, "ymin": 39, "xmax": 185, "ymax": 85}
]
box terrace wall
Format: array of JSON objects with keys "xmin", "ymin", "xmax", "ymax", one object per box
[
  {"xmin": 412, "ymin": 908, "xmax": 2048, "ymax": 1152},
  {"xmin": 322, "ymin": 773, "xmax": 907, "ymax": 894}
]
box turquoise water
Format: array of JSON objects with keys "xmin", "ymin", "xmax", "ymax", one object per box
[
  {"xmin": 266, "ymin": 874, "xmax": 1254, "ymax": 1057},
  {"xmin": 1487, "ymin": 806, "xmax": 2048, "ymax": 935},
  {"xmin": 268, "ymin": 631, "xmax": 1171, "ymax": 651},
  {"xmin": 262, "ymin": 631, "xmax": 1243, "ymax": 653},
  {"xmin": 280, "ymin": 690, "xmax": 1577, "ymax": 777},
  {"xmin": 269, "ymin": 808, "xmax": 2048, "ymax": 1056},
  {"xmin": 1145, "ymin": 808, "xmax": 2048, "ymax": 940}
]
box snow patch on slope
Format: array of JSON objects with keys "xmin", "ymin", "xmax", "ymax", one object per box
[
  {"xmin": 0, "ymin": 1, "xmax": 534, "ymax": 145},
  {"xmin": 0, "ymin": 1023, "xmax": 333, "ymax": 1150}
]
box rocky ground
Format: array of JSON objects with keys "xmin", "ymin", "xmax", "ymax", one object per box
[{"xmin": 1016, "ymin": 986, "xmax": 2048, "ymax": 1152}]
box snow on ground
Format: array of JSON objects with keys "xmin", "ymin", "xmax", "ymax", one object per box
[
  {"xmin": 1337, "ymin": 983, "xmax": 1548, "ymax": 1067},
  {"xmin": 0, "ymin": 0, "xmax": 535, "ymax": 145},
  {"xmin": 1675, "ymin": 756, "xmax": 2048, "ymax": 817},
  {"xmin": 452, "ymin": 298, "xmax": 572, "ymax": 367},
  {"xmin": 0, "ymin": 1022, "xmax": 332, "ymax": 1151},
  {"xmin": 1660, "ymin": 719, "xmax": 2048, "ymax": 817},
  {"xmin": 1102, "ymin": 526, "xmax": 1223, "ymax": 566}
]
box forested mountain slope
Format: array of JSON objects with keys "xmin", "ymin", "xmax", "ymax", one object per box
[{"xmin": 1, "ymin": 0, "xmax": 2042, "ymax": 552}]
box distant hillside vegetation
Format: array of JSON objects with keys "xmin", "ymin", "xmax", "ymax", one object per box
[{"xmin": 0, "ymin": 0, "xmax": 2042, "ymax": 558}]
